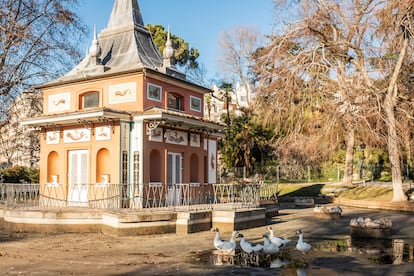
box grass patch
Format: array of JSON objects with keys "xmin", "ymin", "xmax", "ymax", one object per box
[
  {"xmin": 335, "ymin": 186, "xmax": 393, "ymax": 201},
  {"xmin": 276, "ymin": 183, "xmax": 395, "ymax": 201},
  {"xmin": 277, "ymin": 183, "xmax": 324, "ymax": 197}
]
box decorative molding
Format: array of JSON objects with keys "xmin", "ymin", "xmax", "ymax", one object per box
[
  {"xmin": 46, "ymin": 131, "xmax": 60, "ymax": 144},
  {"xmin": 48, "ymin": 93, "xmax": 71, "ymax": 112},
  {"xmin": 164, "ymin": 130, "xmax": 187, "ymax": 145},
  {"xmin": 64, "ymin": 128, "xmax": 91, "ymax": 143},
  {"xmin": 189, "ymin": 133, "xmax": 200, "ymax": 147},
  {"xmin": 149, "ymin": 127, "xmax": 163, "ymax": 142},
  {"xmin": 78, "ymin": 119, "xmax": 95, "ymax": 136},
  {"xmin": 145, "ymin": 120, "xmax": 163, "ymax": 135},
  {"xmin": 95, "ymin": 126, "xmax": 111, "ymax": 141},
  {"xmin": 97, "ymin": 117, "xmax": 115, "ymax": 134},
  {"xmin": 109, "ymin": 82, "xmax": 136, "ymax": 104}
]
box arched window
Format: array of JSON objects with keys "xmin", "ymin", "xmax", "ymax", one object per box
[
  {"xmin": 167, "ymin": 93, "xmax": 183, "ymax": 111},
  {"xmin": 47, "ymin": 151, "xmax": 59, "ymax": 183},
  {"xmin": 96, "ymin": 148, "xmax": 110, "ymax": 183},
  {"xmin": 80, "ymin": 91, "xmax": 99, "ymax": 109}
]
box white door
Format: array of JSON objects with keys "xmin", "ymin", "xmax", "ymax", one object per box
[
  {"xmin": 68, "ymin": 150, "xmax": 88, "ymax": 206},
  {"xmin": 167, "ymin": 152, "xmax": 182, "ymax": 205}
]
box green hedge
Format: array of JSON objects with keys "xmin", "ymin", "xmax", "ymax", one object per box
[{"xmin": 0, "ymin": 166, "xmax": 39, "ymax": 183}]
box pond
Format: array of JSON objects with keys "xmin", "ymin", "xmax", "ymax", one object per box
[{"xmin": 202, "ymin": 237, "xmax": 414, "ymax": 275}]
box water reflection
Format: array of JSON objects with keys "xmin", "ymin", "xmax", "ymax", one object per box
[
  {"xmin": 349, "ymin": 237, "xmax": 414, "ymax": 265},
  {"xmin": 269, "ymin": 257, "xmax": 289, "ymax": 268},
  {"xmin": 212, "ymin": 237, "xmax": 414, "ymax": 270}
]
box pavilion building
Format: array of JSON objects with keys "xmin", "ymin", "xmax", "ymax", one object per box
[{"xmin": 22, "ymin": 0, "xmax": 223, "ymax": 207}]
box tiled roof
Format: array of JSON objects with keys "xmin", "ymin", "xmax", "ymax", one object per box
[{"xmin": 55, "ymin": 0, "xmax": 164, "ymax": 83}]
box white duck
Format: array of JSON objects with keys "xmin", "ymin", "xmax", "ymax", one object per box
[
  {"xmin": 262, "ymin": 233, "xmax": 280, "ymax": 255},
  {"xmin": 213, "ymin": 228, "xmax": 238, "ymax": 253},
  {"xmin": 296, "ymin": 229, "xmax": 311, "ymax": 254},
  {"xmin": 238, "ymin": 233, "xmax": 263, "ymax": 253},
  {"xmin": 267, "ymin": 226, "xmax": 291, "ymax": 248}
]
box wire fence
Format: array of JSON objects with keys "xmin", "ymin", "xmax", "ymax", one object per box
[
  {"xmin": 0, "ymin": 182, "xmax": 278, "ymax": 211},
  {"xmin": 224, "ymin": 163, "xmax": 399, "ymax": 184}
]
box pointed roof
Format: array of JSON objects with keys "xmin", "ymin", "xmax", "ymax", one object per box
[
  {"xmin": 106, "ymin": 0, "xmax": 144, "ymax": 28},
  {"xmin": 58, "ymin": 0, "xmax": 170, "ymax": 82}
]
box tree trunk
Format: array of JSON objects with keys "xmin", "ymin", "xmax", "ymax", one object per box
[
  {"xmin": 385, "ymin": 86, "xmax": 406, "ymax": 201},
  {"xmin": 342, "ymin": 128, "xmax": 355, "ymax": 185},
  {"xmin": 384, "ymin": 36, "xmax": 409, "ymax": 202}
]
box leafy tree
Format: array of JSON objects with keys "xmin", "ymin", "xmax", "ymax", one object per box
[
  {"xmin": 219, "ymin": 108, "xmax": 274, "ymax": 177},
  {"xmin": 0, "ymin": 0, "xmax": 87, "ymax": 119},
  {"xmin": 147, "ymin": 24, "xmax": 200, "ymax": 70},
  {"xmin": 1, "ymin": 165, "xmax": 39, "ymax": 183}
]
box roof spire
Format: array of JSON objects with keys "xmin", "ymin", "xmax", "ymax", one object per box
[
  {"xmin": 163, "ymin": 26, "xmax": 175, "ymax": 68},
  {"xmin": 106, "ymin": 0, "xmax": 144, "ymax": 29},
  {"xmin": 89, "ymin": 25, "xmax": 101, "ymax": 58}
]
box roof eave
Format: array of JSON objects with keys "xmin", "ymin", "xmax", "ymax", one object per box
[{"xmin": 20, "ymin": 109, "xmax": 131, "ymax": 127}]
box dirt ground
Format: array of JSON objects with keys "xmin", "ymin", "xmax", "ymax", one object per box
[{"xmin": 1, "ymin": 205, "xmax": 414, "ymax": 276}]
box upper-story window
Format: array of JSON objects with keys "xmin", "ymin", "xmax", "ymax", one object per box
[
  {"xmin": 80, "ymin": 91, "xmax": 99, "ymax": 109},
  {"xmin": 167, "ymin": 93, "xmax": 183, "ymax": 111},
  {"xmin": 147, "ymin": 83, "xmax": 162, "ymax": 102},
  {"xmin": 190, "ymin": 96, "xmax": 202, "ymax": 112}
]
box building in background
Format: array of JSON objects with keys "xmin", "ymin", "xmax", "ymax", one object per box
[
  {"xmin": 0, "ymin": 91, "xmax": 42, "ymax": 168},
  {"xmin": 205, "ymin": 82, "xmax": 252, "ymax": 123}
]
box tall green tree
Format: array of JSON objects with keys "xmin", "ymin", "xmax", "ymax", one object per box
[
  {"xmin": 147, "ymin": 24, "xmax": 200, "ymax": 71},
  {"xmin": 219, "ymin": 107, "xmax": 274, "ymax": 177}
]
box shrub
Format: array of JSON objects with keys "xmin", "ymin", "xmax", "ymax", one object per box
[{"xmin": 0, "ymin": 166, "xmax": 39, "ymax": 183}]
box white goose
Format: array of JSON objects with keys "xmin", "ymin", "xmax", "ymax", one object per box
[
  {"xmin": 296, "ymin": 229, "xmax": 311, "ymax": 254},
  {"xmin": 267, "ymin": 226, "xmax": 291, "ymax": 248},
  {"xmin": 262, "ymin": 233, "xmax": 280, "ymax": 255},
  {"xmin": 238, "ymin": 233, "xmax": 263, "ymax": 253},
  {"xmin": 213, "ymin": 228, "xmax": 238, "ymax": 253}
]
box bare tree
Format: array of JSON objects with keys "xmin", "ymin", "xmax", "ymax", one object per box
[
  {"xmin": 0, "ymin": 0, "xmax": 86, "ymax": 119},
  {"xmin": 217, "ymin": 26, "xmax": 263, "ymax": 105},
  {"xmin": 255, "ymin": 0, "xmax": 413, "ymax": 200}
]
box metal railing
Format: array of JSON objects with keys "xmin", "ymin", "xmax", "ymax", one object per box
[
  {"xmin": 0, "ymin": 183, "xmax": 40, "ymax": 207},
  {"xmin": 0, "ymin": 182, "xmax": 278, "ymax": 210}
]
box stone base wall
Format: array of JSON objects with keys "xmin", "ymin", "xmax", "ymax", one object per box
[
  {"xmin": 4, "ymin": 221, "xmax": 101, "ymax": 234},
  {"xmin": 0, "ymin": 205, "xmax": 278, "ymax": 236},
  {"xmin": 176, "ymin": 211, "xmax": 212, "ymax": 235},
  {"xmin": 350, "ymin": 226, "xmax": 392, "ymax": 239},
  {"xmin": 212, "ymin": 208, "xmax": 266, "ymax": 232},
  {"xmin": 334, "ymin": 198, "xmax": 414, "ymax": 212}
]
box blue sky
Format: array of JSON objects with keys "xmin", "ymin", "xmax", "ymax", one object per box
[{"xmin": 77, "ymin": 0, "xmax": 275, "ymax": 81}]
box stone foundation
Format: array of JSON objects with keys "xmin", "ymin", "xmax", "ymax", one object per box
[
  {"xmin": 350, "ymin": 226, "xmax": 392, "ymax": 239},
  {"xmin": 2, "ymin": 208, "xmax": 102, "ymax": 233},
  {"xmin": 1, "ymin": 205, "xmax": 273, "ymax": 236},
  {"xmin": 212, "ymin": 208, "xmax": 266, "ymax": 232},
  {"xmin": 101, "ymin": 221, "xmax": 176, "ymax": 236},
  {"xmin": 101, "ymin": 211, "xmax": 177, "ymax": 236},
  {"xmin": 175, "ymin": 210, "xmax": 212, "ymax": 235},
  {"xmin": 260, "ymin": 201, "xmax": 279, "ymax": 219}
]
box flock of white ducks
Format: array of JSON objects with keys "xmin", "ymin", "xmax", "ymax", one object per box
[{"xmin": 212, "ymin": 226, "xmax": 312, "ymax": 256}]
